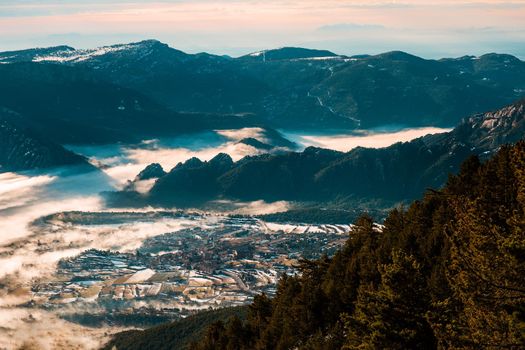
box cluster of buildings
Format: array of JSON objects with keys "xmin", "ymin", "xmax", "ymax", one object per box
[{"xmin": 30, "ymin": 214, "xmax": 349, "ymax": 324}]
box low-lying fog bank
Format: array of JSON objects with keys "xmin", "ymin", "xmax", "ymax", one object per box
[
  {"xmin": 283, "ymin": 126, "xmax": 452, "ymax": 152},
  {"xmin": 66, "ymin": 127, "xmax": 292, "ymax": 189},
  {"xmin": 66, "ymin": 126, "xmax": 451, "ymax": 189},
  {"xmin": 0, "ymin": 125, "xmax": 449, "ymax": 349},
  {"xmin": 0, "ymin": 168, "xmax": 295, "ymax": 349}
]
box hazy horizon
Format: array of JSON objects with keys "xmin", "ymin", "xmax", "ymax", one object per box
[
  {"xmin": 2, "ymin": 37, "xmax": 525, "ymax": 61},
  {"xmin": 1, "ymin": 0, "xmax": 524, "ymax": 59}
]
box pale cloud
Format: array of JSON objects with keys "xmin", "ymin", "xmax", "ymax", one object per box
[
  {"xmin": 317, "ymin": 23, "xmax": 386, "ymax": 32},
  {"xmin": 285, "ymin": 127, "xmax": 452, "ymax": 152},
  {"xmin": 0, "ymin": 308, "xmax": 111, "ymax": 350}
]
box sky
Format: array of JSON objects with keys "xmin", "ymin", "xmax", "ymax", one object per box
[{"xmin": 0, "ymin": 0, "xmax": 524, "ymax": 58}]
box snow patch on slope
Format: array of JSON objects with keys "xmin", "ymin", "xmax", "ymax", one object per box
[
  {"xmin": 31, "ymin": 41, "xmax": 160, "ymax": 63},
  {"xmin": 33, "ymin": 45, "xmax": 133, "ymax": 63}
]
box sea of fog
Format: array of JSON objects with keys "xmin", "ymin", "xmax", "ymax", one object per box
[
  {"xmin": 65, "ymin": 126, "xmax": 451, "ymax": 187},
  {"xmin": 0, "ymin": 125, "xmax": 452, "ymax": 282},
  {"xmin": 0, "ymin": 126, "xmax": 450, "ymax": 349},
  {"xmin": 283, "ymin": 126, "xmax": 451, "ymax": 152}
]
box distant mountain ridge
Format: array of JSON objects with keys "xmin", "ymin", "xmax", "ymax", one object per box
[
  {"xmin": 1, "ymin": 40, "xmax": 524, "ymax": 130},
  {"xmin": 240, "ymin": 47, "xmax": 340, "ymax": 61},
  {"xmin": 117, "ymin": 98, "xmax": 525, "ymax": 206}
]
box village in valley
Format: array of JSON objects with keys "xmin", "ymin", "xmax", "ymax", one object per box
[{"xmin": 27, "ymin": 212, "xmax": 350, "ymax": 326}]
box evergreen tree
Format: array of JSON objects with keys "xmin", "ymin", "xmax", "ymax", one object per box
[
  {"xmin": 344, "ymin": 250, "xmax": 435, "ymax": 349},
  {"xmin": 189, "ymin": 141, "xmax": 525, "ymax": 350},
  {"xmin": 445, "ymin": 143, "xmax": 525, "ymax": 348}
]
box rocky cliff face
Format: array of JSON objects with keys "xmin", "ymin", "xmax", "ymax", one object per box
[{"xmin": 451, "ymin": 99, "xmax": 525, "ymax": 150}]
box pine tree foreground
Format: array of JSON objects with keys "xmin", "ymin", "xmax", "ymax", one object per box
[{"xmin": 191, "ymin": 141, "xmax": 525, "ymax": 350}]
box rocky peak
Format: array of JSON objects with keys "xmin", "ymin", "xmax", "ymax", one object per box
[
  {"xmin": 180, "ymin": 157, "xmax": 204, "ymax": 169},
  {"xmin": 136, "ymin": 163, "xmax": 166, "ymax": 180},
  {"xmin": 238, "ymin": 137, "xmax": 273, "ymax": 150},
  {"xmin": 209, "ymin": 153, "xmax": 234, "ymax": 165}
]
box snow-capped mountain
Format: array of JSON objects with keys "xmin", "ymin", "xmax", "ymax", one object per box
[{"xmin": 0, "ymin": 40, "xmax": 171, "ymax": 64}]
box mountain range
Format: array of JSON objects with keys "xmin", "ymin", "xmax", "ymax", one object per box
[
  {"xmin": 2, "ymin": 40, "xmax": 524, "ymax": 349},
  {"xmin": 0, "ymin": 40, "xmax": 524, "ymax": 177},
  {"xmin": 1, "ymin": 40, "xmax": 524, "ymax": 132},
  {"xmin": 111, "ymin": 98, "xmax": 524, "ymax": 207}
]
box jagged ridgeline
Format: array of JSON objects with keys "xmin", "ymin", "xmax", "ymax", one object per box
[{"xmin": 105, "ymin": 141, "xmax": 525, "ymax": 349}]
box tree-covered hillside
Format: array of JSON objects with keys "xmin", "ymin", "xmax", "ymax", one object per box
[
  {"xmin": 0, "ymin": 108, "xmax": 93, "ymax": 172},
  {"xmin": 186, "ymin": 141, "xmax": 525, "ymax": 349},
  {"xmin": 102, "ymin": 307, "xmax": 247, "ymax": 350}
]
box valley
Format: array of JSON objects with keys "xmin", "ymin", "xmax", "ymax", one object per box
[
  {"xmin": 28, "ymin": 212, "xmax": 349, "ymax": 326},
  {"xmin": 0, "ymin": 38, "xmax": 523, "ymax": 349},
  {"xmin": 0, "ymin": 123, "xmax": 441, "ymax": 349}
]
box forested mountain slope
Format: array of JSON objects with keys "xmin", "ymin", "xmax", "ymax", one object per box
[
  {"xmin": 0, "ymin": 62, "xmax": 259, "ymax": 145},
  {"xmin": 0, "ymin": 108, "xmax": 92, "ymax": 172}
]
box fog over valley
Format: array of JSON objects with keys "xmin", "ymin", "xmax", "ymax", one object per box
[
  {"xmin": 0, "ymin": 123, "xmax": 454, "ymax": 348},
  {"xmin": 0, "ymin": 125, "xmax": 451, "ymax": 348},
  {"xmin": 60, "ymin": 127, "xmax": 448, "ymax": 188},
  {"xmin": 284, "ymin": 127, "xmax": 451, "ymax": 152}
]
